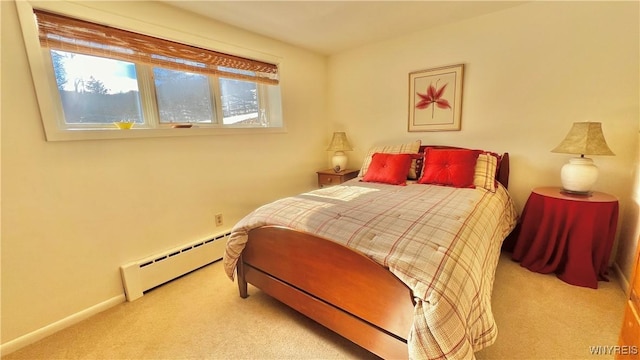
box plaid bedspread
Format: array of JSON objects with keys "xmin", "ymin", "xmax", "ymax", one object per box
[{"xmin": 224, "ymin": 179, "xmax": 518, "ymax": 360}]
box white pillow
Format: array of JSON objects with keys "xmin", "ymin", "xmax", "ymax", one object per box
[{"xmin": 359, "ymin": 140, "xmax": 422, "ymax": 179}]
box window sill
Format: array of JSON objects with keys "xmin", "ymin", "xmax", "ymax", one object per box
[{"xmin": 43, "ymin": 126, "xmax": 287, "ymax": 142}]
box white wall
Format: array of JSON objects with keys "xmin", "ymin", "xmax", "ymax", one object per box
[
  {"xmin": 1, "ymin": 0, "xmax": 327, "ymax": 345},
  {"xmin": 616, "ymin": 131, "xmax": 640, "ymax": 288},
  {"xmin": 328, "ymin": 2, "xmax": 639, "ymax": 276}
]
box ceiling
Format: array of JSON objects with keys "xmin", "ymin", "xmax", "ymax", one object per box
[{"xmin": 162, "ymin": 1, "xmax": 527, "ymax": 55}]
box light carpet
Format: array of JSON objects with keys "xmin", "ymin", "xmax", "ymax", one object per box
[{"xmin": 2, "ymin": 252, "xmax": 626, "ymax": 359}]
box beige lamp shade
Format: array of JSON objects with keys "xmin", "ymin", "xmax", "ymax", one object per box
[
  {"xmin": 326, "ymin": 132, "xmax": 353, "ymax": 172},
  {"xmin": 326, "ymin": 132, "xmax": 353, "ymax": 152},
  {"xmin": 551, "ymin": 122, "xmax": 614, "ymax": 156},
  {"xmin": 551, "ymin": 122, "xmax": 614, "ymax": 194}
]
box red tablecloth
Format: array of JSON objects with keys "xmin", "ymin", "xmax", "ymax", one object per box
[{"xmin": 512, "ymin": 187, "xmax": 618, "ymax": 289}]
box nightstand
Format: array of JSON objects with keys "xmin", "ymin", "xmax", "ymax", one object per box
[
  {"xmin": 316, "ymin": 169, "xmax": 359, "ymax": 188},
  {"xmin": 512, "ymin": 186, "xmax": 618, "ymax": 288}
]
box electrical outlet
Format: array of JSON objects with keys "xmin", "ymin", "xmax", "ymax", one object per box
[{"xmin": 215, "ymin": 213, "xmax": 223, "ymax": 227}]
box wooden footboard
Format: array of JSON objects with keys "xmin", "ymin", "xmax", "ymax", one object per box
[{"xmin": 237, "ymin": 225, "xmax": 415, "ymax": 359}]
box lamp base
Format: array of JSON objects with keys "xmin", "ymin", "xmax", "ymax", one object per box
[
  {"xmin": 560, "ymin": 189, "xmax": 593, "ymax": 197},
  {"xmin": 560, "ymin": 157, "xmax": 598, "ymax": 194},
  {"xmin": 332, "ymin": 151, "xmax": 348, "ymax": 172}
]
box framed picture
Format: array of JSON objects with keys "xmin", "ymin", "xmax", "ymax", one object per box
[{"xmin": 408, "ymin": 64, "xmax": 464, "ymax": 132}]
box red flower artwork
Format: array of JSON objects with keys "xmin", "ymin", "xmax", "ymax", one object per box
[{"xmin": 416, "ymin": 79, "xmax": 451, "ymax": 118}]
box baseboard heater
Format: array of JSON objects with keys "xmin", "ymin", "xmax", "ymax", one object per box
[{"xmin": 120, "ymin": 231, "xmax": 231, "ymax": 301}]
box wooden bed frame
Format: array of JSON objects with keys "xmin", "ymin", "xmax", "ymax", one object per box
[{"xmin": 236, "ymin": 150, "xmax": 510, "ymax": 359}]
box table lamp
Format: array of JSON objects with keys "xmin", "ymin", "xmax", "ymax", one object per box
[
  {"xmin": 326, "ymin": 132, "xmax": 353, "ymax": 172},
  {"xmin": 551, "ymin": 122, "xmax": 614, "ymax": 194}
]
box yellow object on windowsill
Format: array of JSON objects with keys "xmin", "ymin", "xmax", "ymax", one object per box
[{"xmin": 114, "ymin": 121, "xmax": 134, "ymax": 129}]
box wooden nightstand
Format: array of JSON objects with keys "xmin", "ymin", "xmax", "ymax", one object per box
[
  {"xmin": 512, "ymin": 186, "xmax": 618, "ymax": 288},
  {"xmin": 316, "ymin": 169, "xmax": 359, "ymax": 188}
]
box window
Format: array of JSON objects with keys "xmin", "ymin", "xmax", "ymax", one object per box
[
  {"xmin": 17, "ymin": 2, "xmax": 284, "ymax": 141},
  {"xmin": 154, "ymin": 68, "xmax": 213, "ymax": 125},
  {"xmin": 52, "ymin": 51, "xmax": 144, "ymax": 126}
]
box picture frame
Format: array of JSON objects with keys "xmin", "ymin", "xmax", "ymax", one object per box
[{"xmin": 408, "ymin": 64, "xmax": 464, "ymax": 132}]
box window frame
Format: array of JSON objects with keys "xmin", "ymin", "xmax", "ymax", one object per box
[{"xmin": 16, "ymin": 0, "xmax": 286, "ymax": 141}]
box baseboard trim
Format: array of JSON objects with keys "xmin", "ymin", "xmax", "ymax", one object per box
[
  {"xmin": 0, "ymin": 294, "xmax": 126, "ymax": 356},
  {"xmin": 613, "ymin": 261, "xmax": 630, "ymax": 294}
]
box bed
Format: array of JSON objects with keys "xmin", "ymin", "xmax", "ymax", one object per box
[{"xmin": 224, "ymin": 144, "xmax": 518, "ymax": 360}]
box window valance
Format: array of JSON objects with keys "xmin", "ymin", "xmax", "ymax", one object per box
[{"xmin": 34, "ymin": 9, "xmax": 279, "ymax": 85}]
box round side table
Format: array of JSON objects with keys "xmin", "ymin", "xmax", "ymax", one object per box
[{"xmin": 512, "ymin": 186, "xmax": 618, "ymax": 288}]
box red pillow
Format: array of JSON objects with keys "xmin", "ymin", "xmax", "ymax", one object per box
[
  {"xmin": 362, "ymin": 153, "xmax": 413, "ymax": 185},
  {"xmin": 418, "ymin": 148, "xmax": 481, "ymax": 188}
]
